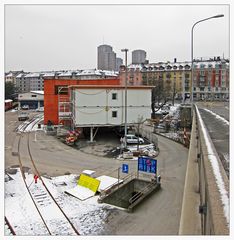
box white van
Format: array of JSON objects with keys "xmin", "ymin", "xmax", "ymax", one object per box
[{"xmin": 125, "ymin": 134, "xmax": 144, "ymax": 144}]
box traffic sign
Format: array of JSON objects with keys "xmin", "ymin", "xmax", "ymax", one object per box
[
  {"xmin": 122, "ymin": 164, "xmax": 129, "ymax": 173},
  {"xmin": 138, "ymin": 157, "xmax": 157, "ymax": 174}
]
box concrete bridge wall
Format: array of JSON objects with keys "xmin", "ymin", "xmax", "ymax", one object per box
[{"xmin": 179, "ymin": 105, "xmax": 229, "ymax": 235}]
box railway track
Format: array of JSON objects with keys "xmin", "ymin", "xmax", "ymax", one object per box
[
  {"xmin": 5, "ymin": 217, "xmax": 16, "ymax": 235},
  {"xmin": 9, "ymin": 118, "xmax": 80, "ymax": 236},
  {"xmin": 16, "ymin": 113, "xmax": 43, "ymax": 133}
]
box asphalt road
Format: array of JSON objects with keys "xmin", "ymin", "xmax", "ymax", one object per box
[
  {"xmin": 106, "ymin": 135, "xmax": 188, "ymax": 235},
  {"xmin": 5, "ymin": 110, "xmax": 188, "ymax": 235},
  {"xmin": 196, "ymin": 102, "xmax": 229, "ymax": 175}
]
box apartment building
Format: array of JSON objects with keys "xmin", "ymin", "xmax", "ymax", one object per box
[
  {"xmin": 193, "ymin": 58, "xmax": 229, "ymax": 100},
  {"xmin": 119, "ymin": 57, "xmax": 229, "ymax": 101},
  {"xmin": 5, "ymin": 70, "xmax": 24, "ymax": 85},
  {"xmin": 14, "ymin": 69, "xmax": 118, "ymax": 93}
]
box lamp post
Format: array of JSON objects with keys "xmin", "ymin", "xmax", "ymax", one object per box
[
  {"xmin": 121, "ymin": 48, "xmax": 129, "ymax": 148},
  {"xmin": 191, "ymin": 14, "xmax": 224, "ymax": 103}
]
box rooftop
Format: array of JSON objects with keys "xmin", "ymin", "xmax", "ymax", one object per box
[
  {"xmin": 31, "ymin": 90, "xmax": 44, "ymax": 95},
  {"xmin": 69, "ymin": 85, "xmax": 153, "ymax": 89}
]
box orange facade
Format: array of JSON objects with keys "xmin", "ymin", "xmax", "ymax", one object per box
[{"xmin": 44, "ymin": 78, "xmax": 120, "ymax": 125}]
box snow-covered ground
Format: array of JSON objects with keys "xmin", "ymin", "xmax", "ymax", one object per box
[
  {"xmin": 5, "ymin": 169, "xmax": 116, "ymax": 236},
  {"xmin": 156, "ymin": 104, "xmax": 183, "ymax": 142},
  {"xmin": 17, "ymin": 114, "xmax": 44, "ymax": 133},
  {"xmin": 168, "ymin": 104, "xmax": 180, "ymax": 118}
]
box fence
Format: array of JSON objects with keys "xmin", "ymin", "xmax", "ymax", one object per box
[{"xmin": 136, "ymin": 124, "xmax": 158, "ymax": 148}]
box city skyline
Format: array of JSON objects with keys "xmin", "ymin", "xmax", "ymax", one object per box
[{"xmin": 5, "ymin": 4, "xmax": 229, "ymax": 72}]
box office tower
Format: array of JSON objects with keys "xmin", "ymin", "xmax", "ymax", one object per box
[
  {"xmin": 97, "ymin": 44, "xmax": 116, "ymax": 71},
  {"xmin": 132, "ymin": 49, "xmax": 147, "ymax": 64}
]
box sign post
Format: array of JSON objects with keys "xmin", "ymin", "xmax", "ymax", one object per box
[{"xmin": 117, "ymin": 167, "xmax": 120, "ymax": 188}]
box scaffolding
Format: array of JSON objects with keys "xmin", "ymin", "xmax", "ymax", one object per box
[{"xmin": 58, "ymin": 86, "xmax": 74, "ymax": 130}]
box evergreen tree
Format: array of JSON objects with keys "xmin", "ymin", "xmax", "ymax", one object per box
[{"xmin": 5, "ymin": 82, "xmax": 15, "ymax": 99}]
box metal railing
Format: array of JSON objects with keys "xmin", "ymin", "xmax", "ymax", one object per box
[
  {"xmin": 98, "ymin": 172, "xmax": 137, "ymax": 200},
  {"xmin": 128, "ymin": 181, "xmax": 157, "ymax": 204}
]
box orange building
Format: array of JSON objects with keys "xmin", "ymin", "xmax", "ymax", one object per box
[
  {"xmin": 44, "ymin": 78, "xmax": 120, "ymax": 125},
  {"xmin": 119, "ymin": 65, "xmax": 143, "ymax": 86}
]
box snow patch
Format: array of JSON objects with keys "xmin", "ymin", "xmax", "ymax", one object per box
[
  {"xmin": 203, "ymin": 108, "xmax": 229, "ymax": 126},
  {"xmin": 5, "ymin": 169, "xmax": 115, "ymax": 235},
  {"xmin": 17, "ymin": 114, "xmax": 44, "ymax": 133},
  {"xmin": 96, "ymin": 176, "xmax": 123, "ymax": 192},
  {"xmin": 65, "ymin": 185, "xmax": 96, "ymax": 201}
]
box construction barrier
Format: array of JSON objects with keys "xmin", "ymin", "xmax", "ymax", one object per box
[{"xmin": 78, "ymin": 174, "xmax": 100, "ymax": 193}]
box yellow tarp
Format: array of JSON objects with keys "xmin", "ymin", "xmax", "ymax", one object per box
[{"xmin": 78, "ymin": 174, "xmax": 100, "ymax": 193}]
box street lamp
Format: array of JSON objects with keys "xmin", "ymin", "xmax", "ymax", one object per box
[
  {"xmin": 121, "ymin": 48, "xmax": 129, "ymax": 148},
  {"xmin": 190, "ymin": 14, "xmax": 224, "ymax": 103}
]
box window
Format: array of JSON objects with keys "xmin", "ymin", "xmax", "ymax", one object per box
[
  {"xmin": 112, "ymin": 93, "xmax": 117, "ymax": 100},
  {"xmin": 31, "ymin": 95, "xmax": 37, "ymax": 97},
  {"xmin": 112, "ymin": 111, "xmax": 117, "ymax": 118}
]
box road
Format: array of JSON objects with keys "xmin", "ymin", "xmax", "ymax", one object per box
[
  {"xmin": 196, "ymin": 102, "xmax": 229, "ymax": 176},
  {"xmin": 5, "ymin": 110, "xmax": 188, "ymax": 235},
  {"xmin": 106, "ymin": 135, "xmax": 188, "ymax": 235}
]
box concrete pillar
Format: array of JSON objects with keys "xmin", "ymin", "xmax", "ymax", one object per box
[{"xmin": 90, "ymin": 127, "xmax": 94, "ymax": 142}]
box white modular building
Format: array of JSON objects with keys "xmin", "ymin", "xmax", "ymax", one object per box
[{"xmin": 71, "ymin": 85, "xmax": 152, "ymax": 127}]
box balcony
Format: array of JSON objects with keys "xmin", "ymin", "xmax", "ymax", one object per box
[{"xmin": 59, "ymin": 111, "xmax": 72, "ymax": 118}]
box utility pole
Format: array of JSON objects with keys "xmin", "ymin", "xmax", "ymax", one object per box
[{"xmin": 121, "ymin": 48, "xmax": 129, "ymax": 148}]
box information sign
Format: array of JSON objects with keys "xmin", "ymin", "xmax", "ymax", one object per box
[
  {"xmin": 138, "ymin": 157, "xmax": 157, "ymax": 174},
  {"xmin": 122, "ymin": 164, "xmax": 129, "ymax": 173}
]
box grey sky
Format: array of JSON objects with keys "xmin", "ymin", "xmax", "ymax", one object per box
[{"xmin": 5, "ymin": 4, "xmax": 229, "ymax": 72}]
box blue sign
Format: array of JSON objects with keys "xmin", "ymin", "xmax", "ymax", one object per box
[
  {"xmin": 122, "ymin": 164, "xmax": 129, "ymax": 173},
  {"xmin": 138, "ymin": 157, "xmax": 157, "ymax": 174}
]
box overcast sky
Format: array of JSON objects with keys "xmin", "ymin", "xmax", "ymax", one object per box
[{"xmin": 5, "ymin": 4, "xmax": 229, "ymax": 72}]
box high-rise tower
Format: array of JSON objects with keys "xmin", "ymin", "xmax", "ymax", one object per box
[
  {"xmin": 132, "ymin": 49, "xmax": 147, "ymax": 64},
  {"xmin": 97, "ymin": 44, "xmax": 116, "ymax": 71}
]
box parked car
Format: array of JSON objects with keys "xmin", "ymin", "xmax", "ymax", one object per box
[
  {"xmin": 156, "ymin": 123, "xmax": 165, "ymax": 129},
  {"xmin": 36, "ymin": 107, "xmax": 44, "ymax": 112},
  {"xmin": 122, "ymin": 134, "xmax": 144, "ymax": 144},
  {"xmin": 18, "ymin": 112, "xmax": 29, "ymax": 121},
  {"xmin": 21, "ymin": 105, "xmax": 29, "ymax": 110}
]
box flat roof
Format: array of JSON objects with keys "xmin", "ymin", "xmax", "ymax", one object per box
[
  {"xmin": 31, "ymin": 91, "xmax": 44, "ymax": 95},
  {"xmin": 69, "ymin": 85, "xmax": 154, "ymax": 89}
]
